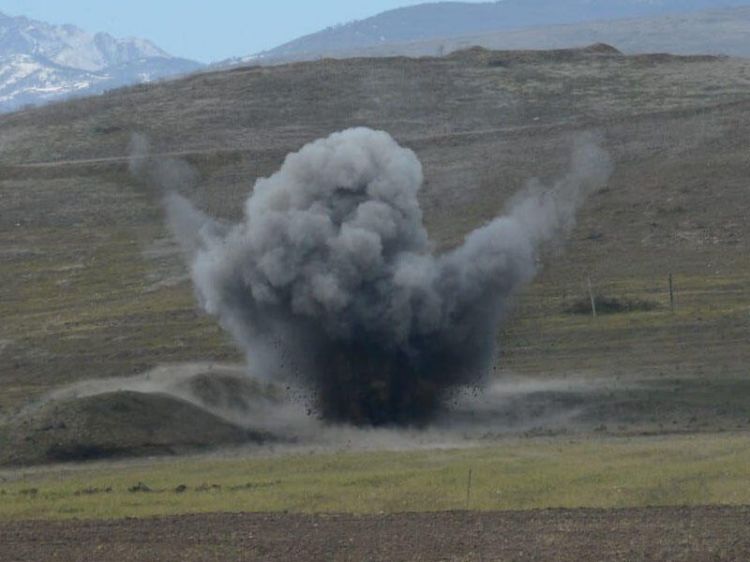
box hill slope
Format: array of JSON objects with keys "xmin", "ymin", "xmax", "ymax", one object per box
[
  {"xmin": 253, "ymin": 0, "xmax": 750, "ymax": 62},
  {"xmin": 0, "ymin": 45, "xmax": 748, "ymax": 436}
]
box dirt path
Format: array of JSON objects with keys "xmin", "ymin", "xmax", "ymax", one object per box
[{"xmin": 1, "ymin": 506, "xmax": 748, "ymax": 561}]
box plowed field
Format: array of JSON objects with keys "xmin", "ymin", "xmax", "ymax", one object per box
[{"xmin": 2, "ymin": 506, "xmax": 749, "ymax": 561}]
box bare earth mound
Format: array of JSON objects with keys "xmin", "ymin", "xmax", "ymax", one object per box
[
  {"xmin": 0, "ymin": 391, "xmax": 268, "ymax": 466},
  {"xmin": 1, "ymin": 507, "xmax": 748, "ymax": 561}
]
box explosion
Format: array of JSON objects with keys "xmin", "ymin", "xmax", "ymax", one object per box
[{"xmin": 162, "ymin": 128, "xmax": 612, "ymax": 426}]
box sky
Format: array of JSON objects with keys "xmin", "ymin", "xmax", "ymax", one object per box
[{"xmin": 0, "ymin": 1, "xmax": 489, "ymax": 63}]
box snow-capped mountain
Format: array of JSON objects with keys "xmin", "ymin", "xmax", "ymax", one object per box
[{"xmin": 0, "ymin": 11, "xmax": 202, "ymax": 112}]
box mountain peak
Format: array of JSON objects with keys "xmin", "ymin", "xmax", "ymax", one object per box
[
  {"xmin": 0, "ymin": 11, "xmax": 202, "ymax": 112},
  {"xmin": 0, "ymin": 11, "xmax": 172, "ymax": 72}
]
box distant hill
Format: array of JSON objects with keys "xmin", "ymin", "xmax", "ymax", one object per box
[
  {"xmin": 0, "ymin": 11, "xmax": 203, "ymax": 112},
  {"xmin": 248, "ymin": 0, "xmax": 750, "ymax": 63},
  {"xmin": 285, "ymin": 6, "xmax": 750, "ymax": 62}
]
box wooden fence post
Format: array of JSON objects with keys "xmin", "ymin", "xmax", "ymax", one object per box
[
  {"xmin": 587, "ymin": 277, "xmax": 597, "ymax": 318},
  {"xmin": 669, "ymin": 273, "xmax": 675, "ymax": 312}
]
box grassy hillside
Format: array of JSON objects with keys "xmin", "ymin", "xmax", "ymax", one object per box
[{"xmin": 0, "ymin": 45, "xmax": 748, "ymax": 421}]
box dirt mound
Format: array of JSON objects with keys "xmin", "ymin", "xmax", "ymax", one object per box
[
  {"xmin": 0, "ymin": 390, "xmax": 270, "ymax": 466},
  {"xmin": 582, "ymin": 43, "xmax": 623, "ymax": 55},
  {"xmin": 177, "ymin": 372, "xmax": 283, "ymax": 416},
  {"xmin": 448, "ymin": 43, "xmax": 623, "ymax": 65},
  {"xmin": 631, "ymin": 52, "xmax": 724, "ymax": 64}
]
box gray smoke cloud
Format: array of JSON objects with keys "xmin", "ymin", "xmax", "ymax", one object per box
[{"xmin": 161, "ymin": 127, "xmax": 612, "ymax": 426}]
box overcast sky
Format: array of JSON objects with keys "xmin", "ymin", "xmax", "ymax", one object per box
[{"xmin": 0, "ymin": 1, "xmax": 490, "ymax": 63}]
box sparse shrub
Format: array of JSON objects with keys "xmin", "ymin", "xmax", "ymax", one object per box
[
  {"xmin": 74, "ymin": 487, "xmax": 112, "ymax": 496},
  {"xmin": 195, "ymin": 483, "xmax": 222, "ymax": 492},
  {"xmin": 565, "ymin": 295, "xmax": 659, "ymax": 315}
]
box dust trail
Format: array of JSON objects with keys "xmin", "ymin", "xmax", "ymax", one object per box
[
  {"xmin": 30, "ymin": 363, "xmax": 308, "ymax": 437},
  {"xmin": 140, "ymin": 128, "xmax": 611, "ymax": 426},
  {"xmin": 25, "ymin": 363, "xmax": 632, "ymax": 458}
]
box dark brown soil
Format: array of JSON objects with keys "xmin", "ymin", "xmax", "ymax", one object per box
[{"xmin": 1, "ymin": 506, "xmax": 749, "ymax": 561}]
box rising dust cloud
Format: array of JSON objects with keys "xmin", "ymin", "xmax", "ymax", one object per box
[{"xmin": 137, "ymin": 128, "xmax": 612, "ymax": 427}]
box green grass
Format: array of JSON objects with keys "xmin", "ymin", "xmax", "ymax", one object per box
[
  {"xmin": 496, "ymin": 271, "xmax": 750, "ymax": 378},
  {"xmin": 1, "ymin": 433, "xmax": 749, "ymax": 521}
]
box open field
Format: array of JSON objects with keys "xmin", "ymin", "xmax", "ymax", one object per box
[
  {"xmin": 2, "ymin": 434, "xmax": 750, "ymax": 560},
  {"xmin": 1, "ymin": 433, "xmax": 749, "ymax": 520}
]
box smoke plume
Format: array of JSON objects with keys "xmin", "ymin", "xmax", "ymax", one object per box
[{"xmin": 161, "ymin": 128, "xmax": 612, "ymax": 426}]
